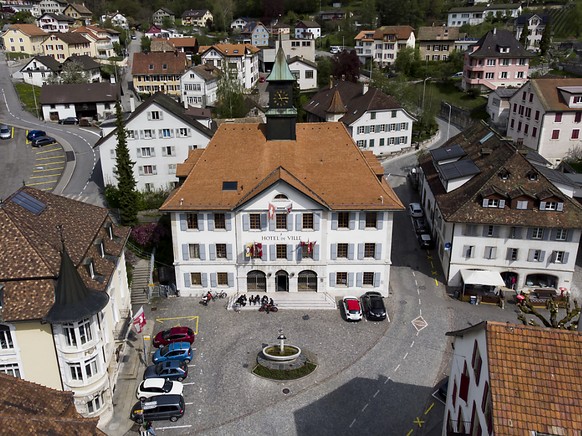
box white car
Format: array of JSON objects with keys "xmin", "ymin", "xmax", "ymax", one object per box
[
  {"xmin": 0, "ymin": 125, "xmax": 11, "ymax": 140},
  {"xmin": 408, "ymin": 202, "xmax": 423, "ymax": 218},
  {"xmin": 136, "ymin": 378, "xmax": 184, "ymax": 401},
  {"xmin": 342, "ymin": 296, "xmax": 363, "ymax": 321}
]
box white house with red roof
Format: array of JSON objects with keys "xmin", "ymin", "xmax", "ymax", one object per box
[
  {"xmin": 354, "ymin": 26, "xmax": 415, "ymax": 67},
  {"xmin": 200, "ymin": 43, "xmax": 260, "ymax": 90}
]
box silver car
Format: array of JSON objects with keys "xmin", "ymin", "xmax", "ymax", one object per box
[{"xmin": 0, "ymin": 125, "xmax": 11, "ymax": 140}]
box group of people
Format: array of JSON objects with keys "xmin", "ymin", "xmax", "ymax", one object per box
[{"xmin": 235, "ymin": 294, "xmax": 274, "ymax": 307}]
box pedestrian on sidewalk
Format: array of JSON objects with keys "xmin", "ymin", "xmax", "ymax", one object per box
[{"xmin": 143, "ymin": 421, "xmax": 156, "ymax": 435}]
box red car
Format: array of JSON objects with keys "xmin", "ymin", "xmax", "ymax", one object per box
[{"xmin": 153, "ymin": 327, "xmax": 195, "ymax": 348}]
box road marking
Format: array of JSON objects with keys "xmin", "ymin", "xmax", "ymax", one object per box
[
  {"xmin": 417, "ymin": 288, "xmax": 420, "ymax": 295},
  {"xmin": 403, "ymin": 352, "xmax": 408, "ymax": 360},
  {"xmin": 419, "ymin": 308, "xmax": 422, "ymax": 316},
  {"xmin": 414, "ymin": 279, "xmax": 418, "ymax": 286},
  {"xmin": 361, "ymin": 403, "xmax": 368, "ymax": 412},
  {"xmin": 418, "ymin": 298, "xmax": 421, "ymax": 305},
  {"xmin": 435, "ymin": 278, "xmax": 439, "ymax": 286},
  {"xmin": 349, "ymin": 419, "xmax": 356, "ymax": 428},
  {"xmin": 32, "ymin": 168, "xmax": 62, "ymax": 174},
  {"xmin": 182, "ymin": 382, "xmax": 195, "ymax": 385},
  {"xmin": 412, "ymin": 316, "xmax": 428, "ymax": 332},
  {"xmin": 410, "ymin": 341, "xmax": 414, "ymax": 348},
  {"xmin": 29, "ymin": 174, "xmax": 59, "ymax": 180},
  {"xmin": 414, "ymin": 417, "xmax": 424, "ymax": 427},
  {"xmin": 424, "ymin": 403, "xmax": 434, "ymax": 414},
  {"xmin": 384, "ymin": 377, "xmax": 391, "ymax": 384},
  {"xmin": 79, "ymin": 127, "xmax": 101, "ymax": 136},
  {"xmin": 156, "ymin": 425, "xmax": 192, "ymax": 430},
  {"xmin": 406, "ymin": 430, "xmax": 413, "ymax": 436},
  {"xmin": 155, "ymin": 315, "xmax": 199, "ymax": 334},
  {"xmin": 185, "ymin": 402, "xmax": 194, "ymax": 405},
  {"xmin": 394, "ymin": 364, "xmax": 400, "ymax": 371},
  {"xmin": 373, "ymin": 389, "xmax": 380, "ymax": 398}
]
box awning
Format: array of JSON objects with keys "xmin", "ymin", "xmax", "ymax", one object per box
[{"xmin": 460, "ymin": 270, "xmax": 505, "ymax": 287}]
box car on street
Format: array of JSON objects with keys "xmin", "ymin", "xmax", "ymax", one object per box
[
  {"xmin": 26, "ymin": 130, "xmax": 46, "ymax": 141},
  {"xmin": 342, "ymin": 296, "xmax": 362, "ymax": 321},
  {"xmin": 31, "ymin": 136, "xmax": 56, "ymax": 147},
  {"xmin": 418, "ymin": 233, "xmax": 434, "ymax": 249},
  {"xmin": 451, "ymin": 71, "xmax": 463, "ymax": 78},
  {"xmin": 136, "ymin": 378, "xmax": 184, "ymax": 401},
  {"xmin": 58, "ymin": 116, "xmax": 78, "ymax": 125},
  {"xmin": 130, "ymin": 394, "xmax": 185, "ymax": 424},
  {"xmin": 360, "ymin": 292, "xmax": 387, "ymax": 321},
  {"xmin": 258, "ymin": 76, "xmax": 266, "ymax": 83},
  {"xmin": 153, "ymin": 326, "xmax": 195, "ymax": 348},
  {"xmin": 143, "ymin": 361, "xmax": 188, "ymax": 381},
  {"xmin": 408, "ymin": 202, "xmax": 424, "ymax": 218},
  {"xmin": 152, "ymin": 342, "xmax": 193, "ymax": 364},
  {"xmin": 412, "ymin": 217, "xmax": 428, "ymax": 234},
  {"xmin": 0, "ymin": 125, "xmax": 11, "ymax": 139}
]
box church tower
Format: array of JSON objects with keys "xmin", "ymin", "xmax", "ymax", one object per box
[{"xmin": 265, "ymin": 44, "xmax": 297, "ymax": 140}]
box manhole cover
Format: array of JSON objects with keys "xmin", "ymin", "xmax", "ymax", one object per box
[
  {"xmin": 282, "ymin": 388, "xmax": 290, "ymax": 395},
  {"xmin": 302, "ymin": 314, "xmax": 310, "ymax": 320},
  {"xmin": 242, "ymin": 363, "xmax": 248, "ymax": 368},
  {"xmin": 400, "ymin": 300, "xmax": 407, "ymax": 305},
  {"xmin": 65, "ymin": 151, "xmax": 75, "ymax": 162}
]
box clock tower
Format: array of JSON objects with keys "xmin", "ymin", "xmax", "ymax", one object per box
[{"xmin": 265, "ymin": 44, "xmax": 297, "ymax": 140}]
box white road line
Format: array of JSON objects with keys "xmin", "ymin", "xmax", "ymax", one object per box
[
  {"xmin": 403, "ymin": 352, "xmax": 409, "ymax": 360},
  {"xmin": 410, "ymin": 341, "xmax": 414, "ymax": 348},
  {"xmin": 182, "ymin": 382, "xmax": 195, "ymax": 385},
  {"xmin": 417, "ymin": 288, "xmax": 420, "ymax": 295},
  {"xmin": 384, "ymin": 377, "xmax": 391, "ymax": 384},
  {"xmin": 414, "ymin": 279, "xmax": 418, "ymax": 286},
  {"xmin": 373, "ymin": 389, "xmax": 380, "ymax": 398},
  {"xmin": 156, "ymin": 425, "xmax": 192, "ymax": 430},
  {"xmin": 79, "ymin": 127, "xmax": 101, "ymax": 136},
  {"xmin": 419, "ymin": 308, "xmax": 422, "ymax": 316},
  {"xmin": 394, "ymin": 364, "xmax": 400, "ymax": 371},
  {"xmin": 349, "ymin": 419, "xmax": 357, "ymax": 428},
  {"xmin": 361, "ymin": 403, "xmax": 368, "ymax": 412},
  {"xmin": 412, "ymin": 271, "xmax": 416, "ymax": 277},
  {"xmin": 185, "ymin": 402, "xmax": 194, "ymax": 405},
  {"xmin": 419, "ymin": 298, "xmax": 422, "ymax": 305}
]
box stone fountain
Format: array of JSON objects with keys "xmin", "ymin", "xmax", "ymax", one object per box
[{"xmin": 261, "ymin": 329, "xmax": 302, "ymax": 362}]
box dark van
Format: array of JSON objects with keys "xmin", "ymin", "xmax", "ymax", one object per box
[{"xmin": 130, "ymin": 394, "xmax": 185, "ymax": 423}]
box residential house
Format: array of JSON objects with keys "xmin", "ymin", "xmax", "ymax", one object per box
[
  {"xmin": 270, "ymin": 23, "xmax": 291, "ymax": 36},
  {"xmin": 40, "ymin": 82, "xmax": 120, "ymax": 121},
  {"xmin": 354, "ymin": 26, "xmax": 416, "ymax": 68},
  {"xmin": 152, "ymin": 7, "xmax": 175, "ymax": 26},
  {"xmin": 462, "ymin": 29, "xmax": 531, "ymax": 92},
  {"xmin": 180, "ymin": 63, "xmax": 220, "ymax": 108},
  {"xmin": 261, "ymin": 36, "xmax": 316, "ymax": 71},
  {"xmin": 169, "ymin": 37, "xmax": 198, "ymax": 58},
  {"xmin": 131, "ymin": 51, "xmax": 188, "ymax": 97},
  {"xmin": 515, "ymin": 13, "xmax": 550, "ymax": 52},
  {"xmin": 0, "ymin": 186, "xmax": 131, "ymax": 425},
  {"xmin": 319, "ymin": 9, "xmax": 348, "ymax": 21},
  {"xmin": 200, "ymin": 43, "xmax": 260, "ymax": 90},
  {"xmin": 100, "ymin": 11, "xmax": 128, "ymax": 29},
  {"xmin": 144, "ymin": 25, "xmax": 182, "ymax": 39},
  {"xmin": 230, "ymin": 17, "xmax": 251, "ymax": 31},
  {"xmin": 486, "ymin": 87, "xmax": 518, "ymax": 131},
  {"xmin": 239, "ymin": 21, "xmax": 270, "ymax": 47},
  {"xmin": 417, "ymin": 26, "xmax": 463, "ymax": 62},
  {"xmin": 288, "ymin": 56, "xmax": 317, "ymax": 91},
  {"xmin": 0, "ymin": 373, "xmax": 105, "ymax": 433},
  {"xmin": 42, "ymin": 32, "xmax": 92, "ymax": 60},
  {"xmin": 1, "ymin": 24, "xmax": 47, "ymax": 55},
  {"xmin": 63, "ymin": 3, "xmax": 93, "ymax": 27},
  {"xmin": 448, "ymin": 4, "xmax": 522, "ymax": 27},
  {"xmin": 506, "ymin": 78, "xmax": 582, "ymax": 166},
  {"xmin": 17, "ymin": 54, "xmax": 61, "ymax": 86},
  {"xmin": 36, "ymin": 12, "xmax": 75, "ymax": 33},
  {"xmin": 294, "ymin": 20, "xmax": 321, "ymax": 39},
  {"xmin": 72, "ymin": 25, "xmax": 119, "ymax": 59},
  {"xmin": 304, "ymin": 81, "xmax": 415, "ymax": 156},
  {"xmin": 37, "ymin": 0, "xmax": 68, "ymax": 15},
  {"xmin": 96, "ymin": 92, "xmax": 215, "ymax": 191},
  {"xmin": 159, "ymin": 48, "xmax": 403, "ymax": 297},
  {"xmin": 444, "ymin": 321, "xmax": 582, "ymax": 435},
  {"xmin": 417, "ymin": 122, "xmax": 582, "ymax": 291},
  {"xmin": 181, "ymin": 9, "xmax": 212, "ymax": 27},
  {"xmin": 63, "ymin": 54, "xmax": 101, "ymax": 82}
]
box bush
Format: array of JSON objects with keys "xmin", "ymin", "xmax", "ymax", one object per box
[
  {"xmin": 137, "ymin": 189, "xmax": 171, "ymax": 211},
  {"xmin": 130, "ymin": 222, "xmax": 168, "ymax": 248}
]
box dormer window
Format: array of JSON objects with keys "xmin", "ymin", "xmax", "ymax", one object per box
[
  {"xmin": 498, "ymin": 169, "xmax": 510, "ymax": 180},
  {"xmin": 482, "ymin": 198, "xmax": 505, "ymax": 208},
  {"xmin": 540, "ymin": 201, "xmax": 564, "ymax": 211},
  {"xmin": 526, "ymin": 171, "xmax": 539, "ymax": 181},
  {"xmin": 499, "ymin": 46, "xmax": 509, "ymax": 53},
  {"xmin": 83, "ymin": 258, "xmax": 95, "ymax": 279}
]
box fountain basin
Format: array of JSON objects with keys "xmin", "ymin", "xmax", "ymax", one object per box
[{"xmin": 262, "ymin": 345, "xmax": 302, "ymax": 361}]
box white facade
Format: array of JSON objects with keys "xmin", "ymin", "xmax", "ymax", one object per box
[
  {"xmin": 37, "ymin": 13, "xmax": 72, "ymax": 33},
  {"xmin": 18, "ymin": 57, "xmax": 57, "ymax": 86},
  {"xmin": 201, "ymin": 46, "xmax": 259, "ymax": 90},
  {"xmin": 38, "ymin": 0, "xmax": 67, "ymax": 15},
  {"xmin": 230, "ymin": 18, "xmax": 249, "ymax": 31},
  {"xmin": 262, "ymin": 38, "xmax": 316, "ymax": 64},
  {"xmin": 354, "ymin": 28, "xmax": 416, "ymax": 68},
  {"xmin": 98, "ymin": 99, "xmax": 212, "ymax": 191},
  {"xmin": 288, "ymin": 58, "xmax": 317, "ymax": 91},
  {"xmin": 448, "ymin": 5, "xmax": 521, "ymax": 27},
  {"xmin": 42, "ymin": 101, "xmax": 113, "ymax": 122},
  {"xmin": 101, "ymin": 13, "xmax": 128, "ymax": 29},
  {"xmin": 172, "ymin": 183, "xmax": 394, "ymax": 297},
  {"xmin": 180, "ymin": 68, "xmax": 219, "ymax": 108},
  {"xmin": 294, "ymin": 24, "xmax": 321, "ymax": 39},
  {"xmin": 515, "ymin": 14, "xmax": 547, "ymax": 52}
]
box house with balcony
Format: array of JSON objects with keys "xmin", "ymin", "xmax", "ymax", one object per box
[
  {"xmin": 462, "ymin": 28, "xmax": 531, "ymax": 92},
  {"xmin": 131, "ymin": 51, "xmax": 188, "ymax": 97},
  {"xmin": 230, "ymin": 17, "xmax": 251, "ymax": 31},
  {"xmin": 444, "ymin": 321, "xmax": 582, "ymax": 435},
  {"xmin": 41, "ymin": 31, "xmax": 92, "ymax": 60},
  {"xmin": 97, "ymin": 92, "xmax": 215, "ymax": 192},
  {"xmin": 237, "ymin": 21, "xmax": 270, "ymax": 47},
  {"xmin": 506, "ymin": 78, "xmax": 582, "ymax": 166},
  {"xmin": 72, "ymin": 25, "xmax": 119, "ymax": 59},
  {"xmin": 418, "ymin": 122, "xmax": 582, "ymax": 294},
  {"xmin": 514, "ymin": 13, "xmax": 550, "ymax": 52},
  {"xmin": 160, "ymin": 48, "xmax": 403, "ymax": 298},
  {"xmin": 152, "ymin": 7, "xmax": 175, "ymax": 26},
  {"xmin": 62, "ymin": 3, "xmax": 93, "ymax": 27},
  {"xmin": 294, "ymin": 20, "xmax": 321, "ymax": 39},
  {"xmin": 40, "ymin": 82, "xmax": 120, "ymax": 121},
  {"xmin": 200, "ymin": 43, "xmax": 260, "ymax": 90},
  {"xmin": 1, "ymin": 24, "xmax": 47, "ymax": 55},
  {"xmin": 36, "ymin": 12, "xmax": 75, "ymax": 33},
  {"xmin": 181, "ymin": 9, "xmax": 212, "ymax": 27},
  {"xmin": 17, "ymin": 54, "xmax": 61, "ymax": 86},
  {"xmin": 354, "ymin": 26, "xmax": 415, "ymax": 68},
  {"xmin": 0, "ymin": 186, "xmax": 131, "ymax": 426},
  {"xmin": 448, "ymin": 4, "xmax": 522, "ymax": 27},
  {"xmin": 37, "ymin": 0, "xmax": 68, "ymax": 15},
  {"xmin": 304, "ymin": 80, "xmax": 415, "ymax": 156},
  {"xmin": 100, "ymin": 11, "xmax": 128, "ymax": 29},
  {"xmin": 417, "ymin": 26, "xmax": 463, "ymax": 62},
  {"xmin": 180, "ymin": 63, "xmax": 220, "ymax": 108}
]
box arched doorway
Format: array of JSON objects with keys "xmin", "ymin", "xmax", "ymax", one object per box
[
  {"xmin": 298, "ymin": 270, "xmax": 317, "ymax": 292},
  {"xmin": 247, "ymin": 270, "xmax": 266, "ymax": 292},
  {"xmin": 275, "ymin": 270, "xmax": 289, "ymax": 292},
  {"xmin": 501, "ymin": 272, "xmax": 518, "ymax": 290}
]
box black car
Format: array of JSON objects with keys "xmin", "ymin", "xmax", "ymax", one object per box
[
  {"xmin": 130, "ymin": 394, "xmax": 185, "ymax": 423},
  {"xmin": 418, "ymin": 233, "xmax": 434, "ymax": 249},
  {"xmin": 31, "ymin": 136, "xmax": 56, "ymax": 147},
  {"xmin": 26, "ymin": 130, "xmax": 46, "ymax": 141},
  {"xmin": 412, "ymin": 217, "xmax": 428, "ymax": 234},
  {"xmin": 58, "ymin": 116, "xmax": 78, "ymax": 125},
  {"xmin": 143, "ymin": 360, "xmax": 188, "ymax": 381},
  {"xmin": 361, "ymin": 291, "xmax": 387, "ymax": 321}
]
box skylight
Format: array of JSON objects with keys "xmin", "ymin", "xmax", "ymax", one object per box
[
  {"xmin": 479, "ymin": 132, "xmax": 494, "ymax": 144},
  {"xmin": 11, "ymin": 191, "xmax": 46, "ymax": 215},
  {"xmin": 222, "ymin": 181, "xmax": 238, "ymax": 191}
]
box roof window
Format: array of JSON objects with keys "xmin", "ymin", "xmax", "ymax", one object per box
[
  {"xmin": 222, "ymin": 181, "xmax": 238, "ymax": 191},
  {"xmin": 526, "ymin": 170, "xmax": 539, "ymax": 181}
]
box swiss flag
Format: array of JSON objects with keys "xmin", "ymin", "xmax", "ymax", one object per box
[{"xmin": 132, "ymin": 306, "xmax": 146, "ymax": 333}]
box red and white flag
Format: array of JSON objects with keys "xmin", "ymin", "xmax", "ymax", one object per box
[
  {"xmin": 132, "ymin": 306, "xmax": 146, "ymax": 333},
  {"xmin": 268, "ymin": 203, "xmax": 276, "ymax": 220}
]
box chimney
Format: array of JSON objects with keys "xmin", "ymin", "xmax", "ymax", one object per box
[
  {"xmin": 129, "ymin": 95, "xmax": 135, "ymax": 112},
  {"xmin": 363, "ymin": 82, "xmax": 369, "ymax": 95}
]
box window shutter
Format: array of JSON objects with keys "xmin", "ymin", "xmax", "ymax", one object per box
[
  {"xmin": 376, "ymin": 212, "xmax": 384, "ymax": 229},
  {"xmin": 287, "ymin": 215, "xmax": 293, "ymax": 231},
  {"xmin": 228, "ymin": 272, "xmax": 234, "ymax": 287},
  {"xmin": 359, "ymin": 213, "xmax": 366, "ymax": 229},
  {"xmin": 179, "ymin": 213, "xmax": 187, "ymax": 231},
  {"xmin": 314, "ymin": 213, "xmax": 320, "ymax": 230},
  {"xmin": 209, "ymin": 244, "xmax": 216, "ymax": 260},
  {"xmin": 296, "ymin": 244, "xmax": 303, "ymax": 261},
  {"xmin": 201, "ymin": 273, "xmax": 208, "ymax": 287},
  {"xmin": 261, "ymin": 246, "xmax": 267, "ymax": 260},
  {"xmin": 373, "ymin": 272, "xmax": 380, "ymax": 287},
  {"xmin": 540, "ymin": 201, "xmax": 546, "ymax": 210},
  {"xmin": 513, "ymin": 227, "xmax": 522, "ymax": 239},
  {"xmin": 563, "ymin": 252, "xmax": 569, "ymax": 264},
  {"xmin": 356, "ymin": 272, "xmax": 363, "ymax": 287},
  {"xmin": 138, "ymin": 166, "xmax": 144, "ymax": 176},
  {"xmin": 199, "ymin": 244, "xmax": 206, "ymax": 260},
  {"xmin": 349, "ymin": 212, "xmax": 356, "ymax": 230},
  {"xmin": 269, "ymin": 217, "xmax": 275, "ymax": 231},
  {"xmin": 210, "ymin": 273, "xmax": 217, "ymax": 287},
  {"xmin": 543, "ymin": 229, "xmax": 551, "ymax": 240},
  {"xmin": 566, "ymin": 230, "xmax": 572, "ymax": 242},
  {"xmin": 208, "ymin": 215, "xmax": 215, "ymax": 231},
  {"xmin": 357, "ymin": 243, "xmax": 364, "ymax": 260},
  {"xmin": 137, "ymin": 148, "xmax": 143, "ymax": 157},
  {"xmin": 225, "ymin": 213, "xmax": 232, "ymax": 231},
  {"xmin": 331, "ymin": 213, "xmax": 338, "ymax": 230},
  {"xmin": 375, "ymin": 243, "xmax": 382, "ymax": 259},
  {"xmin": 348, "ymin": 244, "xmax": 355, "ymax": 260},
  {"xmin": 162, "ymin": 147, "xmax": 167, "ymax": 156},
  {"xmin": 526, "ymin": 228, "xmax": 533, "ymax": 239},
  {"xmin": 331, "ymin": 244, "xmax": 337, "ymax": 260},
  {"xmin": 482, "ymin": 226, "xmax": 489, "ymax": 237},
  {"xmin": 557, "ymin": 202, "xmax": 564, "ymax": 211},
  {"xmin": 182, "ymin": 244, "xmax": 189, "ymax": 260},
  {"xmin": 198, "ymin": 213, "xmax": 205, "ymax": 231},
  {"xmin": 159, "ymin": 112, "xmax": 163, "ymax": 120},
  {"xmin": 493, "ymin": 226, "xmax": 500, "ymax": 237},
  {"xmin": 260, "ymin": 213, "xmax": 267, "ymax": 230},
  {"xmin": 110, "ymin": 149, "xmax": 115, "ymax": 158},
  {"xmin": 139, "ymin": 130, "xmax": 144, "ymax": 139},
  {"xmin": 226, "ymin": 244, "xmax": 233, "ymax": 260},
  {"xmin": 329, "ymin": 272, "xmax": 336, "ymax": 287},
  {"xmin": 314, "ymin": 244, "xmax": 320, "ymax": 261},
  {"xmin": 286, "ymin": 244, "xmax": 293, "ymax": 260},
  {"xmin": 482, "ymin": 199, "xmax": 488, "ymax": 207},
  {"xmin": 150, "ymin": 148, "xmax": 156, "ymax": 157},
  {"xmin": 527, "ymin": 249, "xmax": 535, "ymax": 262},
  {"xmin": 506, "ymin": 248, "xmax": 513, "ymax": 260},
  {"xmin": 158, "ymin": 129, "xmax": 163, "ymax": 137},
  {"xmin": 296, "ymin": 214, "xmax": 302, "ymax": 231},
  {"xmin": 269, "ymin": 244, "xmax": 276, "ymax": 260},
  {"xmin": 499, "ymin": 199, "xmax": 505, "ymax": 208},
  {"xmin": 171, "ymin": 146, "xmax": 175, "ymax": 155},
  {"xmin": 243, "ymin": 214, "xmax": 250, "ymax": 231},
  {"xmin": 463, "ymin": 245, "xmax": 471, "ymax": 258},
  {"xmin": 183, "ymin": 273, "xmax": 191, "ymax": 287},
  {"xmin": 147, "ymin": 112, "xmax": 152, "ymax": 120},
  {"xmin": 348, "ymin": 273, "xmax": 354, "ymax": 287},
  {"xmin": 539, "ymin": 251, "xmax": 545, "ymax": 262},
  {"xmin": 152, "ymin": 165, "xmax": 157, "ymax": 175}
]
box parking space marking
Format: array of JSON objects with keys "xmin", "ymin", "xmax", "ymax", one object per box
[
  {"xmin": 432, "ymin": 390, "xmax": 446, "ymax": 405},
  {"xmin": 154, "ymin": 315, "xmax": 199, "ymax": 335},
  {"xmin": 406, "ymin": 430, "xmax": 413, "ymax": 436},
  {"xmin": 403, "ymin": 352, "xmax": 408, "ymax": 360},
  {"xmin": 373, "ymin": 389, "xmax": 380, "ymax": 398},
  {"xmin": 156, "ymin": 425, "xmax": 192, "ymax": 430},
  {"xmin": 410, "ymin": 341, "xmax": 414, "ymax": 348},
  {"xmin": 394, "ymin": 364, "xmax": 400, "ymax": 371},
  {"xmin": 424, "ymin": 403, "xmax": 434, "ymax": 415},
  {"xmin": 182, "ymin": 382, "xmax": 195, "ymax": 386},
  {"xmin": 349, "ymin": 419, "xmax": 356, "ymax": 428},
  {"xmin": 413, "ymin": 417, "xmax": 424, "ymax": 427},
  {"xmin": 29, "ymin": 174, "xmax": 59, "ymax": 180},
  {"xmin": 361, "ymin": 403, "xmax": 368, "ymax": 412}
]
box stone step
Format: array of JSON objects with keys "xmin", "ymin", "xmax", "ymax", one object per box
[{"xmin": 228, "ymin": 293, "xmax": 338, "ymax": 311}]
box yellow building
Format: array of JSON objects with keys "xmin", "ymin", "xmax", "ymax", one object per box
[
  {"xmin": 41, "ymin": 32, "xmax": 93, "ymax": 60},
  {"xmin": 2, "ymin": 24, "xmax": 47, "ymax": 55}
]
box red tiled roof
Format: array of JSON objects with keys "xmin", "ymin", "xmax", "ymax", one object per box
[{"xmin": 131, "ymin": 51, "xmax": 188, "ymax": 75}]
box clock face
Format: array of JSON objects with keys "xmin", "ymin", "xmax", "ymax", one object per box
[{"xmin": 273, "ymin": 89, "xmax": 289, "ymax": 107}]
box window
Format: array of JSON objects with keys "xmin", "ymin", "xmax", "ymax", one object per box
[
  {"xmin": 336, "ymin": 272, "xmax": 347, "ymax": 286},
  {"xmin": 305, "ymin": 70, "xmax": 313, "ymax": 79},
  {"xmin": 516, "ymin": 71, "xmax": 524, "ymax": 79},
  {"xmin": 572, "ymin": 129, "xmax": 580, "ymax": 139},
  {"xmin": 142, "ymin": 165, "xmax": 155, "ymax": 175},
  {"xmin": 576, "ymin": 112, "xmax": 582, "ymax": 123},
  {"xmin": 532, "ymin": 127, "xmax": 537, "ymax": 137},
  {"xmin": 190, "ymin": 272, "xmax": 202, "ymax": 286},
  {"xmin": 487, "ymin": 59, "xmax": 495, "ymax": 66},
  {"xmin": 301, "ymin": 244, "xmax": 313, "ymax": 259},
  {"xmin": 249, "ymin": 213, "xmax": 261, "ymax": 230},
  {"xmin": 217, "ymin": 272, "xmax": 228, "ymax": 286},
  {"xmin": 216, "ymin": 243, "xmax": 227, "ymax": 258},
  {"xmin": 187, "ymin": 213, "xmax": 198, "ymax": 230},
  {"xmin": 369, "ymin": 139, "xmax": 375, "ymax": 147},
  {"xmin": 486, "ymin": 225, "xmax": 495, "ymax": 237},
  {"xmin": 69, "ymin": 362, "xmax": 83, "ymax": 380},
  {"xmin": 78, "ymin": 318, "xmax": 92, "ymax": 344},
  {"xmin": 150, "ymin": 111, "xmax": 161, "ymax": 120},
  {"xmin": 179, "ymin": 128, "xmax": 190, "ymax": 137},
  {"xmin": 143, "ymin": 129, "xmax": 154, "ymax": 139},
  {"xmin": 551, "ymin": 130, "xmax": 560, "ymax": 140},
  {"xmin": 338, "ymin": 212, "xmax": 349, "ymax": 228},
  {"xmin": 276, "ymin": 213, "xmax": 287, "ymax": 230},
  {"xmin": 365, "ymin": 212, "xmax": 377, "ymax": 228},
  {"xmin": 484, "ymin": 199, "xmax": 499, "ymax": 208},
  {"xmin": 276, "ymin": 244, "xmax": 287, "ymax": 259},
  {"xmin": 465, "ymin": 245, "xmax": 475, "ymax": 258},
  {"xmin": 214, "ymin": 213, "xmax": 226, "ymax": 229},
  {"xmin": 0, "ymin": 325, "xmax": 14, "ymax": 350},
  {"xmin": 370, "ymin": 112, "xmax": 376, "ymax": 120},
  {"xmin": 500, "ymin": 72, "xmax": 508, "ymax": 79},
  {"xmin": 364, "ymin": 243, "xmax": 376, "ymax": 258},
  {"xmin": 357, "ymin": 126, "xmax": 365, "ymax": 134},
  {"xmin": 163, "ymin": 146, "xmax": 175, "ymax": 156},
  {"xmin": 189, "ymin": 244, "xmax": 200, "ymax": 259},
  {"xmin": 534, "ymin": 110, "xmax": 540, "ymax": 121},
  {"xmin": 484, "ymin": 246, "xmax": 496, "ymax": 259},
  {"xmin": 303, "ymin": 213, "xmax": 314, "ymax": 229},
  {"xmin": 554, "ymin": 251, "xmax": 566, "ymax": 263},
  {"xmin": 555, "ymin": 228, "xmax": 567, "ymax": 241},
  {"xmin": 471, "ymin": 341, "xmax": 483, "ymax": 386},
  {"xmin": 87, "ymin": 392, "xmax": 103, "ymax": 413},
  {"xmin": 337, "ymin": 243, "xmax": 348, "ymax": 258},
  {"xmin": 532, "ymin": 227, "xmax": 544, "ymax": 239},
  {"xmin": 140, "ymin": 147, "xmax": 153, "ymax": 157},
  {"xmin": 485, "ymin": 72, "xmax": 494, "ymax": 79},
  {"xmin": 0, "ymin": 363, "xmax": 20, "ymax": 378},
  {"xmin": 531, "ymin": 249, "xmax": 543, "ymax": 261},
  {"xmin": 85, "ymin": 356, "xmax": 98, "ymax": 379},
  {"xmin": 555, "ymin": 112, "xmax": 562, "ymax": 122}
]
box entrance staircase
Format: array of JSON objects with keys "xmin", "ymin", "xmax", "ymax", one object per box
[
  {"xmin": 227, "ymin": 292, "xmax": 337, "ymax": 311},
  {"xmin": 130, "ymin": 258, "xmax": 150, "ymax": 305}
]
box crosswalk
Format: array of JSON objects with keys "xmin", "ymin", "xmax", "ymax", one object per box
[{"xmin": 60, "ymin": 192, "xmax": 107, "ymax": 207}]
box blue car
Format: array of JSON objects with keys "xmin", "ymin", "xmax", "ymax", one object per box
[
  {"xmin": 143, "ymin": 361, "xmax": 188, "ymax": 381},
  {"xmin": 152, "ymin": 342, "xmax": 192, "ymax": 364},
  {"xmin": 27, "ymin": 130, "xmax": 46, "ymax": 141}
]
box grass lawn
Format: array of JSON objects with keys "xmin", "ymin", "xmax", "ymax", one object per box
[
  {"xmin": 252, "ymin": 362, "xmax": 317, "ymax": 380},
  {"xmin": 421, "ymin": 81, "xmax": 487, "ymax": 111},
  {"xmin": 5, "ymin": 52, "xmax": 30, "ymax": 61},
  {"xmin": 14, "ymin": 82, "xmax": 41, "ymax": 116}
]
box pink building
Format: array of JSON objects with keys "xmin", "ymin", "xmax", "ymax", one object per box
[{"xmin": 462, "ymin": 28, "xmax": 531, "ymax": 92}]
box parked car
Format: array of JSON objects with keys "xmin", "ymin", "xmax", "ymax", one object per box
[
  {"xmin": 143, "ymin": 361, "xmax": 188, "ymax": 381},
  {"xmin": 58, "ymin": 116, "xmax": 78, "ymax": 125},
  {"xmin": 152, "ymin": 342, "xmax": 193, "ymax": 364},
  {"xmin": 418, "ymin": 233, "xmax": 434, "ymax": 249},
  {"xmin": 0, "ymin": 125, "xmax": 11, "ymax": 139},
  {"xmin": 26, "ymin": 130, "xmax": 46, "ymax": 141},
  {"xmin": 153, "ymin": 326, "xmax": 195, "ymax": 348},
  {"xmin": 130, "ymin": 394, "xmax": 185, "ymax": 424},
  {"xmin": 451, "ymin": 71, "xmax": 463, "ymax": 78},
  {"xmin": 31, "ymin": 136, "xmax": 56, "ymax": 147},
  {"xmin": 436, "ymin": 376, "xmax": 449, "ymax": 401},
  {"xmin": 408, "ymin": 202, "xmax": 423, "ymax": 218},
  {"xmin": 258, "ymin": 76, "xmax": 266, "ymax": 83},
  {"xmin": 329, "ymin": 46, "xmax": 342, "ymax": 54},
  {"xmin": 136, "ymin": 378, "xmax": 183, "ymax": 401},
  {"xmin": 412, "ymin": 217, "xmax": 428, "ymax": 234},
  {"xmin": 342, "ymin": 296, "xmax": 362, "ymax": 321},
  {"xmin": 360, "ymin": 292, "xmax": 387, "ymax": 321}
]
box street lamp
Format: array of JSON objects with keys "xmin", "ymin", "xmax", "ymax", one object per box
[
  {"xmin": 444, "ymin": 101, "xmax": 452, "ymax": 141},
  {"xmin": 421, "ymin": 76, "xmax": 432, "ymax": 116}
]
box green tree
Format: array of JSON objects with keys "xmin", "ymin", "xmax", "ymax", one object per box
[
  {"xmin": 517, "ymin": 296, "xmax": 580, "ymax": 330},
  {"xmin": 47, "ymin": 61, "xmax": 88, "ymax": 84},
  {"xmin": 10, "ymin": 11, "xmax": 35, "ymax": 23},
  {"xmin": 140, "ymin": 36, "xmax": 151, "ymax": 53},
  {"xmin": 113, "ymin": 101, "xmax": 138, "ymax": 226},
  {"xmin": 332, "ymin": 50, "xmax": 360, "ymax": 82},
  {"xmin": 394, "ymin": 46, "xmax": 417, "ymax": 77},
  {"xmin": 162, "ymin": 16, "xmax": 175, "ymax": 29},
  {"xmin": 358, "ymin": 0, "xmax": 377, "ymax": 27},
  {"xmin": 317, "ymin": 56, "xmax": 333, "ymax": 88},
  {"xmin": 519, "ymin": 21, "xmax": 530, "ymax": 47},
  {"xmin": 216, "ymin": 67, "xmax": 245, "ymax": 118},
  {"xmin": 539, "ymin": 22, "xmax": 551, "ymax": 56},
  {"xmin": 212, "ymin": 0, "xmax": 235, "ymax": 32}
]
